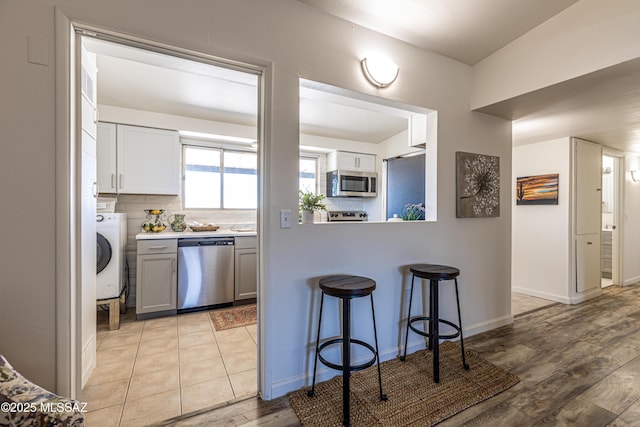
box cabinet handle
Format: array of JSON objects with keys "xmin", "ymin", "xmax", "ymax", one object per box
[
  {"xmin": 172, "ymin": 258, "xmax": 176, "ymax": 272},
  {"xmin": 149, "ymin": 245, "xmax": 168, "ymax": 250},
  {"xmin": 92, "ymin": 181, "xmax": 98, "ymax": 198},
  {"xmin": 111, "ymin": 173, "xmax": 115, "ymax": 188},
  {"xmin": 587, "ymin": 242, "xmax": 593, "ymax": 245},
  {"xmin": 119, "ymin": 174, "xmax": 124, "ymax": 189}
]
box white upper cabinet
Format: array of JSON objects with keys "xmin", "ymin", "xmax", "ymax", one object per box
[
  {"xmin": 97, "ymin": 123, "xmax": 180, "ymax": 195},
  {"xmin": 97, "ymin": 122, "xmax": 117, "ymax": 193},
  {"xmin": 117, "ymin": 124, "xmax": 180, "ymax": 195},
  {"xmin": 408, "ymin": 114, "xmax": 427, "ymax": 147},
  {"xmin": 327, "ymin": 151, "xmax": 376, "ymax": 172}
]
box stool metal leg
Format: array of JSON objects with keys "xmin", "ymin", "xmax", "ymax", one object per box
[
  {"xmin": 431, "ymin": 279, "xmax": 440, "ymax": 383},
  {"xmin": 428, "ymin": 279, "xmax": 435, "ymax": 351},
  {"xmin": 454, "ymin": 278, "xmax": 470, "ymax": 370},
  {"xmin": 307, "ymin": 293, "xmax": 325, "ymax": 397},
  {"xmin": 342, "ymin": 297, "xmax": 351, "ymax": 427},
  {"xmin": 370, "ymin": 294, "xmax": 387, "ymax": 401},
  {"xmin": 400, "ymin": 273, "xmax": 416, "ymax": 361}
]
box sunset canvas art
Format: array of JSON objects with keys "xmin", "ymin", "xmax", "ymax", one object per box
[{"xmin": 516, "ymin": 174, "xmax": 559, "ymax": 205}]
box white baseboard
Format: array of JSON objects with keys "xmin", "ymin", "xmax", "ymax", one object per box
[
  {"xmin": 81, "ymin": 335, "xmax": 96, "ymax": 389},
  {"xmin": 269, "ymin": 315, "xmax": 514, "ymax": 399},
  {"xmin": 463, "ymin": 315, "xmax": 513, "ymax": 338},
  {"xmin": 568, "ymin": 287, "xmax": 602, "ymax": 304},
  {"xmin": 512, "ymin": 286, "xmax": 571, "ymax": 304},
  {"xmin": 623, "ymin": 276, "xmax": 640, "ymax": 286}
]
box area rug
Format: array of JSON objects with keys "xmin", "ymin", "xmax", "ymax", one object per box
[
  {"xmin": 288, "ymin": 341, "xmax": 519, "ymax": 426},
  {"xmin": 209, "ymin": 304, "xmax": 256, "ymax": 331}
]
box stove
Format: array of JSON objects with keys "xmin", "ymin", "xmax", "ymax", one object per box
[{"xmin": 327, "ymin": 210, "xmax": 368, "ymax": 222}]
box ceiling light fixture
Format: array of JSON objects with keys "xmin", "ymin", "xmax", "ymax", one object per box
[{"xmin": 361, "ymin": 55, "xmax": 399, "ymax": 88}]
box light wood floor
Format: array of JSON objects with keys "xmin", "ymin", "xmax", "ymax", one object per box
[{"xmin": 161, "ymin": 285, "xmax": 640, "ymax": 426}]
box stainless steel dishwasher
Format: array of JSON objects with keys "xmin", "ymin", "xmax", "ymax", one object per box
[{"xmin": 177, "ymin": 237, "xmax": 234, "ymax": 311}]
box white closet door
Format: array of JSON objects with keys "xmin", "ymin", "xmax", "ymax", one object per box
[
  {"xmin": 576, "ymin": 234, "xmax": 600, "ymax": 292},
  {"xmin": 575, "ymin": 139, "xmax": 601, "ymax": 235}
]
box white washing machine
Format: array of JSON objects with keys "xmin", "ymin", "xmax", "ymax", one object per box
[{"xmin": 96, "ymin": 213, "xmax": 127, "ymax": 300}]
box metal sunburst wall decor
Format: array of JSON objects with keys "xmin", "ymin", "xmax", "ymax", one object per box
[{"xmin": 456, "ymin": 151, "xmax": 500, "ymax": 218}]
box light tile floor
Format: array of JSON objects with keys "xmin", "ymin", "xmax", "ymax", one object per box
[
  {"xmin": 511, "ymin": 291, "xmax": 557, "ymax": 316},
  {"xmin": 83, "ymin": 308, "xmax": 257, "ymax": 427}
]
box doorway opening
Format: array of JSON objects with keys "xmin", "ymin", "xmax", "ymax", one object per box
[
  {"xmin": 601, "ymin": 154, "xmax": 621, "ymax": 287},
  {"xmin": 75, "ymin": 29, "xmax": 263, "ymax": 423}
]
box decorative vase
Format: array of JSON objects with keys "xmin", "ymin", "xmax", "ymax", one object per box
[
  {"xmin": 170, "ymin": 213, "xmax": 187, "ymax": 232},
  {"xmin": 141, "ymin": 209, "xmax": 166, "ymax": 232},
  {"xmin": 301, "ymin": 210, "xmax": 315, "ymax": 224}
]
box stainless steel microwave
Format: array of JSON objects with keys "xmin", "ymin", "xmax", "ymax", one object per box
[{"xmin": 326, "ymin": 170, "xmax": 377, "ymax": 198}]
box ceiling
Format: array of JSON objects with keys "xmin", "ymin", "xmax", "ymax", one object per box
[
  {"xmin": 87, "ymin": 1, "xmax": 640, "ymax": 153},
  {"xmin": 298, "ymin": 0, "xmax": 580, "ymax": 66},
  {"xmin": 85, "ymin": 38, "xmax": 412, "ymax": 144},
  {"xmin": 300, "ymin": 0, "xmax": 640, "ymax": 153}
]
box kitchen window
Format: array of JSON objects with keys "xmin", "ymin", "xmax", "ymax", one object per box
[
  {"xmin": 184, "ymin": 145, "xmax": 257, "ymax": 209},
  {"xmin": 299, "ymin": 156, "xmax": 318, "ymax": 194}
]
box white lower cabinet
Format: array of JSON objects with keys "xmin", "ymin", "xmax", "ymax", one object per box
[
  {"xmin": 136, "ymin": 239, "xmax": 177, "ymax": 317},
  {"xmin": 234, "ymin": 236, "xmax": 257, "ymax": 301}
]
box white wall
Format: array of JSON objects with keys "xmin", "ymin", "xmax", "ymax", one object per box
[
  {"xmin": 472, "ymin": 0, "xmax": 640, "ymax": 109},
  {"xmin": 0, "ymin": 0, "xmax": 57, "ymax": 388},
  {"xmin": 0, "ymin": 0, "xmax": 512, "ymax": 397},
  {"xmin": 512, "ymin": 138, "xmax": 572, "ymax": 302}
]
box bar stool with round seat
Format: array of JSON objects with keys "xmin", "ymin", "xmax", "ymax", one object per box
[
  {"xmin": 307, "ymin": 274, "xmax": 387, "ymax": 427},
  {"xmin": 400, "ymin": 264, "xmax": 469, "ymax": 383}
]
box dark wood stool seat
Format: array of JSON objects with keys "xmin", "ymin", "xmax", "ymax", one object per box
[
  {"xmin": 401, "ymin": 264, "xmax": 469, "ymax": 383},
  {"xmin": 319, "ymin": 274, "xmax": 376, "ymax": 298},
  {"xmin": 410, "ymin": 264, "xmax": 460, "ymax": 281},
  {"xmin": 308, "ymin": 275, "xmax": 386, "ymax": 427}
]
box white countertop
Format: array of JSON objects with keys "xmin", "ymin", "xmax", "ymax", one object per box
[{"xmin": 136, "ymin": 228, "xmax": 256, "ymax": 240}]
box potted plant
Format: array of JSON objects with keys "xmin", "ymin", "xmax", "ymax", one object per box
[
  {"xmin": 401, "ymin": 202, "xmax": 426, "ymax": 221},
  {"xmin": 299, "ymin": 190, "xmax": 326, "ymax": 224}
]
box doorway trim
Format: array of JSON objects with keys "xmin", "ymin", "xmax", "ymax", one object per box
[
  {"xmin": 602, "ymin": 148, "xmax": 624, "ymax": 287},
  {"xmin": 54, "ymin": 10, "xmax": 269, "ymax": 399}
]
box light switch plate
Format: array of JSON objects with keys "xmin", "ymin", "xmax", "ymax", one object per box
[{"xmin": 280, "ymin": 209, "xmax": 291, "ymax": 228}]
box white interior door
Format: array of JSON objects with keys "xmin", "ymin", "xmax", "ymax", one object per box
[{"xmin": 80, "ymin": 42, "xmax": 98, "ymax": 388}]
